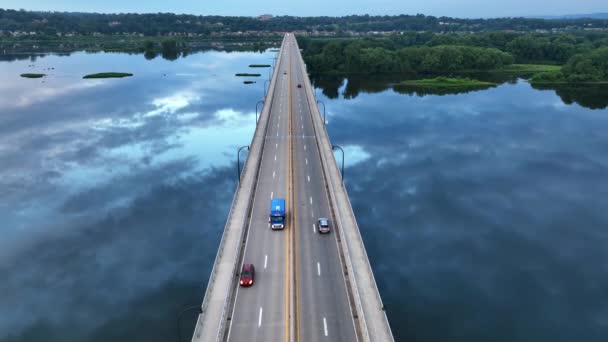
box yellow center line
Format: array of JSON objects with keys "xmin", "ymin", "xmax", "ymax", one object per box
[
  {"xmin": 284, "ymin": 37, "xmax": 292, "ymax": 342},
  {"xmin": 293, "ymin": 41, "xmax": 301, "ymax": 342}
]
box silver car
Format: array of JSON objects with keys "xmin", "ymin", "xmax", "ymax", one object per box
[{"xmin": 318, "ymin": 218, "xmax": 330, "ymax": 233}]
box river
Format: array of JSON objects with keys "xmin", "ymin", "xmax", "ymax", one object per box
[{"xmin": 1, "ymin": 50, "xmax": 608, "ymax": 342}]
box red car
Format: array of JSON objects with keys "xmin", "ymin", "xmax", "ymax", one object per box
[{"xmin": 239, "ymin": 263, "xmax": 255, "ymax": 287}]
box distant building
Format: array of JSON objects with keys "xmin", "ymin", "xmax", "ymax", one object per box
[{"xmin": 258, "ymin": 14, "xmax": 273, "ymax": 21}]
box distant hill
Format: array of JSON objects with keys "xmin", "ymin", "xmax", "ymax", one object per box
[
  {"xmin": 1, "ymin": 8, "xmax": 608, "ymax": 37},
  {"xmin": 529, "ymin": 13, "xmax": 608, "ymax": 20}
]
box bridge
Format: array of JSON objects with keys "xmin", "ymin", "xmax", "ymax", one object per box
[{"xmin": 190, "ymin": 33, "xmax": 394, "ymax": 342}]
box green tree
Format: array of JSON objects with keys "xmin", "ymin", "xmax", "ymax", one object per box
[{"xmin": 143, "ymin": 40, "xmax": 155, "ymax": 52}]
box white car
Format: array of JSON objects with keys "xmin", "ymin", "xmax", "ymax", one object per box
[{"xmin": 318, "ymin": 218, "xmax": 330, "ymax": 233}]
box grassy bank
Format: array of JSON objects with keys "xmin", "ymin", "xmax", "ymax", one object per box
[
  {"xmin": 498, "ymin": 64, "xmax": 562, "ymax": 73},
  {"xmin": 83, "ymin": 72, "xmax": 133, "ymax": 79},
  {"xmin": 399, "ymin": 77, "xmax": 496, "ymax": 88},
  {"xmin": 20, "ymin": 73, "xmax": 46, "ymax": 78}
]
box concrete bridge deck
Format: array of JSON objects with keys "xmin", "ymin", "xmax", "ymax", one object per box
[{"xmin": 190, "ymin": 33, "xmax": 393, "ymax": 342}]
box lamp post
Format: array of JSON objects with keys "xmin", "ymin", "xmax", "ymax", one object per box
[
  {"xmin": 237, "ymin": 145, "xmax": 250, "ymax": 181},
  {"xmin": 264, "ymin": 79, "xmax": 270, "ymax": 97},
  {"xmin": 316, "ymin": 100, "xmax": 326, "ymax": 125},
  {"xmin": 177, "ymin": 305, "xmax": 202, "ymax": 342},
  {"xmin": 256, "ymin": 100, "xmax": 264, "ymax": 124},
  {"xmin": 332, "ymin": 145, "xmax": 344, "ymax": 180},
  {"xmin": 269, "ymin": 56, "xmax": 277, "ymax": 69}
]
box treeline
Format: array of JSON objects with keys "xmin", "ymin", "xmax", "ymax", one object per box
[
  {"xmin": 306, "ymin": 42, "xmax": 513, "ymax": 74},
  {"xmin": 532, "ymin": 47, "xmax": 608, "ymax": 82},
  {"xmin": 1, "ymin": 8, "xmax": 608, "ymax": 36},
  {"xmin": 300, "ymin": 31, "xmax": 608, "ymax": 66},
  {"xmin": 415, "ymin": 32, "xmax": 608, "ymax": 63},
  {"xmin": 298, "ymin": 32, "xmax": 608, "ymax": 78}
]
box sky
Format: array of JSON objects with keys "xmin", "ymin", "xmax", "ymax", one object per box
[{"xmin": 1, "ymin": 0, "xmax": 606, "ymax": 18}]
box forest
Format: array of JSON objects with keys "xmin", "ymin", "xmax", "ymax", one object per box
[
  {"xmin": 298, "ymin": 32, "xmax": 608, "ymax": 81},
  {"xmin": 1, "ymin": 8, "xmax": 608, "ymax": 36}
]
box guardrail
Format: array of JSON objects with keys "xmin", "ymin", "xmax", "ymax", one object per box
[{"xmin": 190, "ymin": 36, "xmax": 287, "ymax": 342}]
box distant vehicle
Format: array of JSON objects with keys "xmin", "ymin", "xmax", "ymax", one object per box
[
  {"xmin": 297, "ymin": 84, "xmax": 302, "ymax": 88},
  {"xmin": 270, "ymin": 198, "xmax": 286, "ymax": 230},
  {"xmin": 318, "ymin": 218, "xmax": 330, "ymax": 233},
  {"xmin": 283, "ymin": 71, "xmax": 287, "ymax": 75},
  {"xmin": 239, "ymin": 264, "xmax": 255, "ymax": 287}
]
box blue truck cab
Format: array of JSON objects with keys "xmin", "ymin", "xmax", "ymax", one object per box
[{"xmin": 269, "ymin": 198, "xmax": 286, "ymax": 230}]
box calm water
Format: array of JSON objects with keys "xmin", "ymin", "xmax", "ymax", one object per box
[{"xmin": 1, "ymin": 51, "xmax": 608, "ymax": 342}]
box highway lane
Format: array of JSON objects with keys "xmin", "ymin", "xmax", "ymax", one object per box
[
  {"xmin": 227, "ymin": 35, "xmax": 291, "ymax": 342},
  {"xmin": 227, "ymin": 34, "xmax": 357, "ymax": 342},
  {"xmin": 287, "ymin": 35, "xmax": 358, "ymax": 342}
]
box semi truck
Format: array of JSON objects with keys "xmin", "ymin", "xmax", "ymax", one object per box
[{"xmin": 269, "ymin": 198, "xmax": 286, "ymax": 230}]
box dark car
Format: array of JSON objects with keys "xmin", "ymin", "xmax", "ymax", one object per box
[
  {"xmin": 318, "ymin": 218, "xmax": 330, "ymax": 233},
  {"xmin": 297, "ymin": 84, "xmax": 302, "ymax": 88},
  {"xmin": 239, "ymin": 263, "xmax": 255, "ymax": 287}
]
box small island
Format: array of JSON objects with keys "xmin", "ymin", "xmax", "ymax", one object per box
[
  {"xmin": 83, "ymin": 72, "xmax": 133, "ymax": 79},
  {"xmin": 235, "ymin": 73, "xmax": 261, "ymax": 77},
  {"xmin": 249, "ymin": 64, "xmax": 271, "ymax": 68},
  {"xmin": 243, "ymin": 81, "xmax": 256, "ymax": 84},
  {"xmin": 20, "ymin": 73, "xmax": 46, "ymax": 78},
  {"xmin": 399, "ymin": 77, "xmax": 496, "ymax": 88}
]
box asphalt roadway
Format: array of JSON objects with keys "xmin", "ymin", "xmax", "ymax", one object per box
[{"xmin": 226, "ymin": 33, "xmax": 357, "ymax": 342}]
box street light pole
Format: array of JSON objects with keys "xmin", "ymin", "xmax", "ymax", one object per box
[
  {"xmin": 237, "ymin": 145, "xmax": 250, "ymax": 181},
  {"xmin": 177, "ymin": 305, "xmax": 202, "ymax": 342},
  {"xmin": 332, "ymin": 145, "xmax": 344, "ymax": 180},
  {"xmin": 264, "ymin": 79, "xmax": 270, "ymax": 97},
  {"xmin": 256, "ymin": 100, "xmax": 264, "ymax": 124},
  {"xmin": 269, "ymin": 56, "xmax": 277, "ymax": 69},
  {"xmin": 316, "ymin": 100, "xmax": 326, "ymax": 125}
]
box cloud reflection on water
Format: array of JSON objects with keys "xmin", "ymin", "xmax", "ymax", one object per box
[
  {"xmin": 0, "ymin": 49, "xmax": 272, "ymax": 341},
  {"xmin": 326, "ymin": 80, "xmax": 608, "ymax": 342}
]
